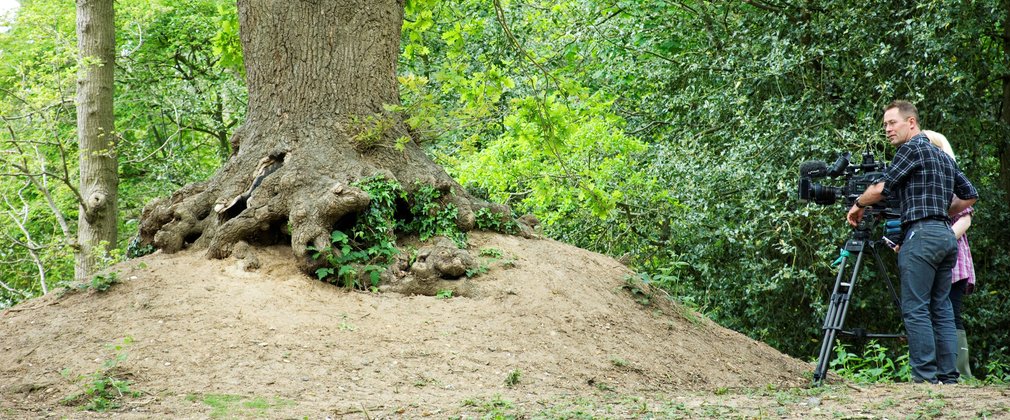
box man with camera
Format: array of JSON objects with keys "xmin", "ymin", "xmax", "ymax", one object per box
[{"xmin": 846, "ymin": 100, "xmax": 978, "ymax": 384}]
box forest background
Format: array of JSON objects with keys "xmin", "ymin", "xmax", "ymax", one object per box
[{"xmin": 1, "ymin": 0, "xmax": 1008, "ymax": 379}]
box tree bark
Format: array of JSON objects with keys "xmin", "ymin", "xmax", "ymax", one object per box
[
  {"xmin": 75, "ymin": 0, "xmax": 117, "ymax": 282},
  {"xmin": 139, "ymin": 0, "xmax": 503, "ymax": 274}
]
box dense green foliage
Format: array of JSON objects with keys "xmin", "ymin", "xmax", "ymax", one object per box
[
  {"xmin": 1, "ymin": 0, "xmax": 1007, "ymax": 380},
  {"xmin": 398, "ymin": 0, "xmax": 1010, "ymax": 376},
  {"xmin": 0, "ymin": 0, "xmax": 243, "ymax": 305},
  {"xmin": 0, "ymin": 0, "xmax": 80, "ymax": 303}
]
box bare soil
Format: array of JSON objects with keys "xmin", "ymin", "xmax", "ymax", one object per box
[{"xmin": 2, "ymin": 232, "xmax": 1007, "ymax": 418}]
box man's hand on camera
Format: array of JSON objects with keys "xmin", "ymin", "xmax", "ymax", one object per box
[{"xmin": 847, "ymin": 204, "xmax": 864, "ymax": 226}]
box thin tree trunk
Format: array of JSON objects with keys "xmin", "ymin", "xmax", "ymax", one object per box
[
  {"xmin": 1001, "ymin": 2, "xmax": 1010, "ymax": 205},
  {"xmin": 3, "ymin": 192, "xmax": 48, "ymax": 294},
  {"xmin": 1000, "ymin": 3, "xmax": 1010, "ymax": 206},
  {"xmin": 1002, "ymin": 78, "xmax": 1010, "ymax": 203},
  {"xmin": 75, "ymin": 0, "xmax": 117, "ymax": 282}
]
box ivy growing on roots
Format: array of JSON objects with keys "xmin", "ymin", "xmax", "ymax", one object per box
[
  {"xmin": 310, "ymin": 177, "xmax": 479, "ymax": 289},
  {"xmin": 310, "ymin": 177, "xmax": 401, "ymax": 289},
  {"xmin": 474, "ymin": 207, "xmax": 518, "ymax": 234},
  {"xmin": 399, "ymin": 183, "xmax": 467, "ymax": 247}
]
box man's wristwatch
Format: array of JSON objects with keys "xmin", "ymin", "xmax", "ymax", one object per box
[{"xmin": 855, "ymin": 198, "xmax": 868, "ymax": 209}]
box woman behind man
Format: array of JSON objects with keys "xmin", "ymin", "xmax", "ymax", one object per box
[{"xmin": 923, "ymin": 130, "xmax": 976, "ymax": 380}]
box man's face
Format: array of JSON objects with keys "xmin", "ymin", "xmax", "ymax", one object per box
[{"xmin": 882, "ymin": 108, "xmax": 915, "ymax": 146}]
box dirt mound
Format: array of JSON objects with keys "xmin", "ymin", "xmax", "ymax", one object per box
[{"xmin": 0, "ymin": 232, "xmax": 809, "ymax": 418}]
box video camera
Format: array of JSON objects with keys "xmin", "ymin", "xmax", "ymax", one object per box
[{"xmin": 798, "ymin": 151, "xmax": 900, "ymax": 216}]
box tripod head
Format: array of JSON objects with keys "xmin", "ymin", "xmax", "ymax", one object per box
[{"xmin": 850, "ymin": 208, "xmax": 901, "ymax": 244}]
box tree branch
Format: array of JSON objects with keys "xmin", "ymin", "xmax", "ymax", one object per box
[
  {"xmin": 616, "ymin": 201, "xmax": 670, "ymax": 248},
  {"xmin": 0, "ymin": 276, "xmax": 26, "ymax": 296},
  {"xmin": 741, "ymin": 0, "xmax": 784, "ymax": 13},
  {"xmin": 2, "ymin": 122, "xmax": 86, "ymax": 218},
  {"xmin": 3, "ymin": 187, "xmax": 50, "ymax": 294}
]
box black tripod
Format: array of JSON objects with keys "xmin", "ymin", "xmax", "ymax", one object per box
[{"xmin": 812, "ymin": 219, "xmax": 904, "ymax": 385}]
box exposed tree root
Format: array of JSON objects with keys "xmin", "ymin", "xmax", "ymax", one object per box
[{"xmin": 139, "ymin": 121, "xmax": 517, "ymax": 275}]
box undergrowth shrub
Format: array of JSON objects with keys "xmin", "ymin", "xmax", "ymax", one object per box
[
  {"xmin": 983, "ymin": 355, "xmax": 1010, "ymax": 384},
  {"xmin": 61, "ymin": 337, "xmax": 140, "ymax": 411},
  {"xmin": 828, "ymin": 340, "xmax": 909, "ymax": 383},
  {"xmin": 85, "ymin": 272, "xmax": 121, "ymax": 292},
  {"xmin": 474, "ymin": 207, "xmax": 518, "ymax": 234}
]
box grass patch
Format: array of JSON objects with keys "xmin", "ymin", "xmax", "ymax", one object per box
[
  {"xmin": 504, "ymin": 369, "xmax": 522, "ymax": 388},
  {"xmin": 461, "ymin": 394, "xmax": 515, "ymax": 418},
  {"xmin": 466, "ymin": 247, "xmax": 516, "ymax": 278},
  {"xmin": 914, "ymin": 398, "xmax": 947, "ymax": 419},
  {"xmin": 187, "ymin": 393, "xmax": 294, "ymax": 418},
  {"xmin": 338, "ymin": 313, "xmax": 356, "ymax": 331},
  {"xmin": 533, "ymin": 398, "xmax": 599, "ymax": 419}
]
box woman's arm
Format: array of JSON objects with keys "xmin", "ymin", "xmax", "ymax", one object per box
[{"xmin": 952, "ymin": 213, "xmax": 972, "ymax": 240}]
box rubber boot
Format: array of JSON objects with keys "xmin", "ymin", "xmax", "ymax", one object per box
[{"xmin": 956, "ymin": 329, "xmax": 973, "ymax": 380}]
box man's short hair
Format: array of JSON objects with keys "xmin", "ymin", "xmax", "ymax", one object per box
[{"xmin": 885, "ymin": 100, "xmax": 919, "ymax": 123}]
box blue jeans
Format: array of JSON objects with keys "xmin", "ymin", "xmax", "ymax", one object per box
[{"xmin": 898, "ymin": 220, "xmax": 959, "ymax": 383}]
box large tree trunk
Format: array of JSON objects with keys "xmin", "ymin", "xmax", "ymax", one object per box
[
  {"xmin": 75, "ymin": 0, "xmax": 117, "ymax": 282},
  {"xmin": 139, "ymin": 0, "xmax": 501, "ymax": 273}
]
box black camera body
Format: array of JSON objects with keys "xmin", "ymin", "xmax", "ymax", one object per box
[{"xmin": 798, "ymin": 151, "xmax": 900, "ymax": 217}]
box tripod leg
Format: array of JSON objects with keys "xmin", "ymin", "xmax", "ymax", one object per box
[
  {"xmin": 813, "ymin": 301, "xmax": 841, "ymax": 383},
  {"xmin": 813, "ymin": 250, "xmax": 866, "ymax": 385},
  {"xmin": 870, "ymin": 244, "xmax": 903, "ymax": 315}
]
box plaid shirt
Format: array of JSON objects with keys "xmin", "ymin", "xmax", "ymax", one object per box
[
  {"xmin": 952, "ymin": 206, "xmax": 976, "ymax": 292},
  {"xmin": 880, "ymin": 134, "xmax": 979, "ymax": 228}
]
